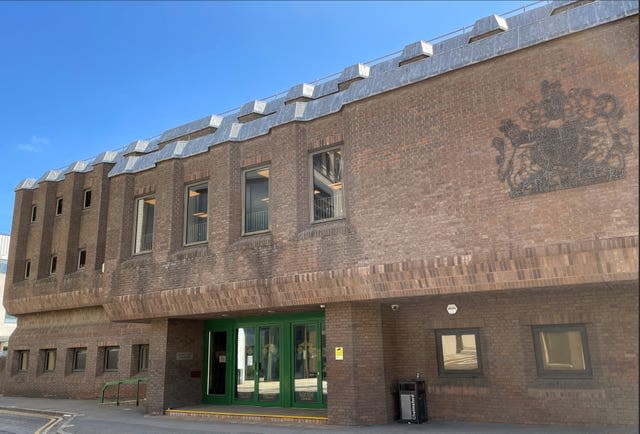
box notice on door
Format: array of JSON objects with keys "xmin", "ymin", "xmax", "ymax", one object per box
[{"xmin": 335, "ymin": 347, "xmax": 344, "ymax": 361}]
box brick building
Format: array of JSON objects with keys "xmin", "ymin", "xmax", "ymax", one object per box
[{"xmin": 3, "ymin": 0, "xmax": 638, "ymax": 427}]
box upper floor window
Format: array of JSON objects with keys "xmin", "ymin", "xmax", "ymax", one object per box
[
  {"xmin": 49, "ymin": 255, "xmax": 57, "ymax": 275},
  {"xmin": 311, "ymin": 148, "xmax": 344, "ymax": 222},
  {"xmin": 243, "ymin": 167, "xmax": 270, "ymax": 234},
  {"xmin": 83, "ymin": 190, "xmax": 92, "ymax": 208},
  {"xmin": 31, "ymin": 205, "xmax": 37, "ymax": 222},
  {"xmin": 55, "ymin": 197, "xmax": 63, "ymax": 215},
  {"xmin": 185, "ymin": 183, "xmax": 208, "ymax": 245},
  {"xmin": 435, "ymin": 328, "xmax": 482, "ymax": 377},
  {"xmin": 134, "ymin": 196, "xmax": 155, "ymax": 253},
  {"xmin": 532, "ymin": 324, "xmax": 592, "ymax": 378},
  {"xmin": 77, "ymin": 249, "xmax": 87, "ymax": 270}
]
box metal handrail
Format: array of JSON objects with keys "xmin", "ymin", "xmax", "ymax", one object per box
[{"xmin": 99, "ymin": 376, "xmax": 147, "ymax": 406}]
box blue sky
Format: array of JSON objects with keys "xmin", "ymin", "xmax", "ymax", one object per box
[{"xmin": 0, "ymin": 0, "xmax": 531, "ymax": 234}]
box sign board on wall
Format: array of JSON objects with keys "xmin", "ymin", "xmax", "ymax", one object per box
[
  {"xmin": 176, "ymin": 352, "xmax": 193, "ymax": 361},
  {"xmin": 335, "ymin": 347, "xmax": 344, "ymax": 360}
]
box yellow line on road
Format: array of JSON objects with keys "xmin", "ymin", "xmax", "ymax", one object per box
[{"xmin": 0, "ymin": 409, "xmax": 62, "ymax": 434}]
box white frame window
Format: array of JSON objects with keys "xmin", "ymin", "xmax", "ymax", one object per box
[
  {"xmin": 242, "ymin": 166, "xmax": 270, "ymax": 235},
  {"xmin": 184, "ymin": 182, "xmax": 208, "ymax": 245},
  {"xmin": 310, "ymin": 147, "xmax": 345, "ymax": 223},
  {"xmin": 133, "ymin": 195, "xmax": 155, "ymax": 254}
]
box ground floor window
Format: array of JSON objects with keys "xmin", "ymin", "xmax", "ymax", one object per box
[
  {"xmin": 435, "ymin": 328, "xmax": 482, "ymax": 377},
  {"xmin": 204, "ymin": 313, "xmax": 326, "ymax": 408},
  {"xmin": 532, "ymin": 324, "xmax": 591, "ymax": 378},
  {"xmin": 104, "ymin": 346, "xmax": 120, "ymax": 372},
  {"xmin": 72, "ymin": 347, "xmax": 87, "ymax": 372},
  {"xmin": 138, "ymin": 344, "xmax": 149, "ymax": 371},
  {"xmin": 17, "ymin": 350, "xmax": 29, "ymax": 371},
  {"xmin": 43, "ymin": 349, "xmax": 56, "ymax": 372}
]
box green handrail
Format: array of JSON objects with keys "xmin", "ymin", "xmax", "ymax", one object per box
[{"xmin": 99, "ymin": 377, "xmax": 147, "ymax": 406}]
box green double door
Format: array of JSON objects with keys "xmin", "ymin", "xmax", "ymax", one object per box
[{"xmin": 203, "ymin": 313, "xmax": 326, "ymax": 409}]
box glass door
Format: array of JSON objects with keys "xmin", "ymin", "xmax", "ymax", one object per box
[
  {"xmin": 235, "ymin": 325, "xmax": 281, "ymax": 404},
  {"xmin": 293, "ymin": 322, "xmax": 326, "ymax": 406}
]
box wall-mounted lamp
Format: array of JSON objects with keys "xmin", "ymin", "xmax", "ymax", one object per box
[{"xmin": 446, "ymin": 304, "xmax": 458, "ymax": 315}]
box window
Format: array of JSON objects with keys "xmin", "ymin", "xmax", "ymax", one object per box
[
  {"xmin": 31, "ymin": 205, "xmax": 37, "ymax": 222},
  {"xmin": 104, "ymin": 346, "xmax": 119, "ymax": 371},
  {"xmin": 311, "ymin": 148, "xmax": 344, "ymax": 222},
  {"xmin": 72, "ymin": 347, "xmax": 87, "ymax": 372},
  {"xmin": 532, "ymin": 324, "xmax": 592, "ymax": 378},
  {"xmin": 24, "ymin": 260, "xmax": 31, "ymax": 279},
  {"xmin": 43, "ymin": 349, "xmax": 56, "ymax": 372},
  {"xmin": 49, "ymin": 255, "xmax": 57, "ymax": 275},
  {"xmin": 56, "ymin": 197, "xmax": 63, "ymax": 215},
  {"xmin": 185, "ymin": 183, "xmax": 208, "ymax": 244},
  {"xmin": 83, "ymin": 190, "xmax": 92, "ymax": 208},
  {"xmin": 133, "ymin": 196, "xmax": 155, "ymax": 253},
  {"xmin": 77, "ymin": 249, "xmax": 87, "ymax": 269},
  {"xmin": 243, "ymin": 167, "xmax": 270, "ymax": 234},
  {"xmin": 0, "ymin": 259, "xmax": 7, "ymax": 274},
  {"xmin": 435, "ymin": 328, "xmax": 482, "ymax": 377},
  {"xmin": 138, "ymin": 344, "xmax": 149, "ymax": 371},
  {"xmin": 17, "ymin": 350, "xmax": 29, "ymax": 371}
]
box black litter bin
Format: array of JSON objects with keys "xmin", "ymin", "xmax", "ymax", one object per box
[{"xmin": 398, "ymin": 380, "xmax": 427, "ymax": 423}]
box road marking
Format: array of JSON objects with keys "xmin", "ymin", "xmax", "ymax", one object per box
[{"xmin": 0, "ymin": 408, "xmax": 64, "ymax": 433}]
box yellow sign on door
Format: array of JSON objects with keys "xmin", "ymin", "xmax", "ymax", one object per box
[{"xmin": 335, "ymin": 347, "xmax": 344, "ymax": 360}]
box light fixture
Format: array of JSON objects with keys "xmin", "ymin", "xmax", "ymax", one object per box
[
  {"xmin": 320, "ymin": 304, "xmax": 325, "ymax": 309},
  {"xmin": 257, "ymin": 169, "xmax": 270, "ymax": 178},
  {"xmin": 144, "ymin": 198, "xmax": 156, "ymax": 205},
  {"xmin": 313, "ymin": 189, "xmax": 321, "ymax": 195},
  {"xmin": 261, "ymin": 197, "xmax": 270, "ymax": 202},
  {"xmin": 330, "ymin": 182, "xmax": 343, "ymax": 190},
  {"xmin": 188, "ymin": 190, "xmax": 200, "ymax": 197},
  {"xmin": 391, "ymin": 304, "xmax": 399, "ymax": 311},
  {"xmin": 193, "ymin": 212, "xmax": 207, "ymax": 218},
  {"xmin": 446, "ymin": 304, "xmax": 458, "ymax": 315}
]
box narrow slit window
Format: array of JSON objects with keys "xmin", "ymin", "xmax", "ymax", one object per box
[
  {"xmin": 56, "ymin": 197, "xmax": 63, "ymax": 215},
  {"xmin": 49, "ymin": 255, "xmax": 57, "ymax": 275},
  {"xmin": 18, "ymin": 350, "xmax": 29, "ymax": 371},
  {"xmin": 138, "ymin": 344, "xmax": 149, "ymax": 371},
  {"xmin": 24, "ymin": 260, "xmax": 31, "ymax": 279},
  {"xmin": 83, "ymin": 190, "xmax": 92, "ymax": 208},
  {"xmin": 78, "ymin": 250, "xmax": 87, "ymax": 269},
  {"xmin": 31, "ymin": 205, "xmax": 37, "ymax": 222},
  {"xmin": 43, "ymin": 349, "xmax": 56, "ymax": 372}
]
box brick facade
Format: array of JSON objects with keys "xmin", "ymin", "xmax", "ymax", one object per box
[{"xmin": 2, "ymin": 3, "xmax": 638, "ymax": 428}]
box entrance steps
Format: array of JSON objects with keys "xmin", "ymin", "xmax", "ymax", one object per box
[{"xmin": 165, "ymin": 405, "xmax": 328, "ymax": 425}]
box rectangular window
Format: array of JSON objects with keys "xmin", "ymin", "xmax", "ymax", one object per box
[
  {"xmin": 72, "ymin": 347, "xmax": 87, "ymax": 372},
  {"xmin": 78, "ymin": 250, "xmax": 87, "ymax": 269},
  {"xmin": 138, "ymin": 344, "xmax": 149, "ymax": 371},
  {"xmin": 83, "ymin": 190, "xmax": 92, "ymax": 208},
  {"xmin": 435, "ymin": 328, "xmax": 482, "ymax": 377},
  {"xmin": 104, "ymin": 346, "xmax": 119, "ymax": 371},
  {"xmin": 24, "ymin": 260, "xmax": 31, "ymax": 279},
  {"xmin": 185, "ymin": 183, "xmax": 208, "ymax": 244},
  {"xmin": 311, "ymin": 148, "xmax": 344, "ymax": 222},
  {"xmin": 243, "ymin": 167, "xmax": 270, "ymax": 234},
  {"xmin": 49, "ymin": 255, "xmax": 57, "ymax": 275},
  {"xmin": 532, "ymin": 324, "xmax": 592, "ymax": 378},
  {"xmin": 56, "ymin": 197, "xmax": 63, "ymax": 215},
  {"xmin": 31, "ymin": 205, "xmax": 37, "ymax": 222},
  {"xmin": 43, "ymin": 349, "xmax": 56, "ymax": 372},
  {"xmin": 18, "ymin": 350, "xmax": 29, "ymax": 371},
  {"xmin": 133, "ymin": 196, "xmax": 155, "ymax": 253}
]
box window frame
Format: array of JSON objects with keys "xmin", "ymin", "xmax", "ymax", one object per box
[
  {"xmin": 43, "ymin": 349, "xmax": 56, "ymax": 372},
  {"xmin": 72, "ymin": 347, "xmax": 87, "ymax": 372},
  {"xmin": 103, "ymin": 346, "xmax": 120, "ymax": 372},
  {"xmin": 49, "ymin": 255, "xmax": 58, "ymax": 275},
  {"xmin": 55, "ymin": 197, "xmax": 63, "ymax": 216},
  {"xmin": 309, "ymin": 146, "xmax": 345, "ymax": 224},
  {"xmin": 435, "ymin": 327, "xmax": 483, "ymax": 378},
  {"xmin": 132, "ymin": 195, "xmax": 155, "ymax": 254},
  {"xmin": 531, "ymin": 324, "xmax": 592, "ymax": 379},
  {"xmin": 241, "ymin": 166, "xmax": 271, "ymax": 235},
  {"xmin": 83, "ymin": 189, "xmax": 92, "ymax": 209},
  {"xmin": 31, "ymin": 205, "xmax": 37, "ymax": 222},
  {"xmin": 184, "ymin": 182, "xmax": 209, "ymax": 246}
]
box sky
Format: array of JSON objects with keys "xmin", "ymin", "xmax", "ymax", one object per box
[{"xmin": 0, "ymin": 0, "xmax": 533, "ymax": 234}]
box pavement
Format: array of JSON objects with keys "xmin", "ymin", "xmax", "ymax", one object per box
[{"xmin": 0, "ymin": 395, "xmax": 637, "ymax": 434}]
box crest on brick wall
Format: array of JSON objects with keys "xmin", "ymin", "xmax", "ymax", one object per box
[{"xmin": 492, "ymin": 80, "xmax": 631, "ymax": 197}]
